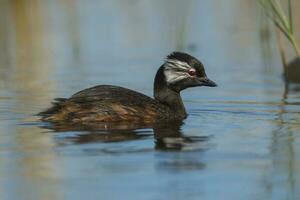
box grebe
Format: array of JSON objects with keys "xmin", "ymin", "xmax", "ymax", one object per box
[{"xmin": 39, "ymin": 52, "xmax": 217, "ymax": 125}]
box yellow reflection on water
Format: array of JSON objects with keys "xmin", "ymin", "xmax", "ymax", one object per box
[
  {"xmin": 15, "ymin": 126, "xmax": 62, "ymax": 200},
  {"xmin": 1, "ymin": 1, "xmax": 61, "ymax": 199}
]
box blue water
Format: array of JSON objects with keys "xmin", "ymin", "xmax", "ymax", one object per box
[{"xmin": 0, "ymin": 1, "xmax": 300, "ymax": 200}]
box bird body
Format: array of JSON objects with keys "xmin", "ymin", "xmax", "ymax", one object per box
[
  {"xmin": 39, "ymin": 52, "xmax": 217, "ymax": 125},
  {"xmin": 41, "ymin": 85, "xmax": 175, "ymax": 123}
]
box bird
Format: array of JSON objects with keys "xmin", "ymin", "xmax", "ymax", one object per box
[{"xmin": 39, "ymin": 52, "xmax": 217, "ymax": 127}]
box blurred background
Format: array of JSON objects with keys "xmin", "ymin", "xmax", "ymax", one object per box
[{"xmin": 0, "ymin": 0, "xmax": 300, "ymax": 200}]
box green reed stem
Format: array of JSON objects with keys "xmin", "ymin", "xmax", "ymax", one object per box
[
  {"xmin": 288, "ymin": 0, "xmax": 293, "ymax": 34},
  {"xmin": 259, "ymin": 0, "xmax": 300, "ymax": 58}
]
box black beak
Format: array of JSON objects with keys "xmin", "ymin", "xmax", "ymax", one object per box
[{"xmin": 197, "ymin": 77, "xmax": 217, "ymax": 87}]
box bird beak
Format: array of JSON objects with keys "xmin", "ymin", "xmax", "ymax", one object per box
[{"xmin": 197, "ymin": 77, "xmax": 217, "ymax": 87}]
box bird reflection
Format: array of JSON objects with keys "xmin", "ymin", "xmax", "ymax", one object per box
[
  {"xmin": 153, "ymin": 121, "xmax": 210, "ymax": 151},
  {"xmin": 39, "ymin": 120, "xmax": 210, "ymax": 151}
]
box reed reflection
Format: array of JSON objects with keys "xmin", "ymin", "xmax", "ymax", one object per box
[{"xmin": 264, "ymin": 84, "xmax": 300, "ymax": 199}]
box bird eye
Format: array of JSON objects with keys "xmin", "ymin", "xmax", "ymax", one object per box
[{"xmin": 188, "ymin": 69, "xmax": 196, "ymax": 76}]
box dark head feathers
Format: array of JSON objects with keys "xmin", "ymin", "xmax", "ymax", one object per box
[
  {"xmin": 166, "ymin": 52, "xmax": 204, "ymax": 67},
  {"xmin": 166, "ymin": 52, "xmax": 198, "ymax": 63}
]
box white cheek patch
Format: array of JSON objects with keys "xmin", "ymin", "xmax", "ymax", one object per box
[
  {"xmin": 164, "ymin": 69, "xmax": 187, "ymax": 84},
  {"xmin": 164, "ymin": 59, "xmax": 191, "ymax": 84},
  {"xmin": 165, "ymin": 59, "xmax": 191, "ymax": 70}
]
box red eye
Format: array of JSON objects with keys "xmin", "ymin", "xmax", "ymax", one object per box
[{"xmin": 188, "ymin": 69, "xmax": 196, "ymax": 76}]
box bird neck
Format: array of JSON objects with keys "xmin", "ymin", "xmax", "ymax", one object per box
[{"xmin": 153, "ymin": 65, "xmax": 187, "ymax": 118}]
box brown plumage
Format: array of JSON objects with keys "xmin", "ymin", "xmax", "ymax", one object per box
[
  {"xmin": 40, "ymin": 85, "xmax": 173, "ymax": 123},
  {"xmin": 39, "ymin": 52, "xmax": 217, "ymax": 127}
]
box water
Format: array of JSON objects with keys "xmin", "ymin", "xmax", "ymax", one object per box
[{"xmin": 1, "ymin": 0, "xmax": 300, "ymax": 200}]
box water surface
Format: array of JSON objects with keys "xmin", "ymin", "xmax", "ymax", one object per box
[{"xmin": 1, "ymin": 1, "xmax": 300, "ymax": 200}]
